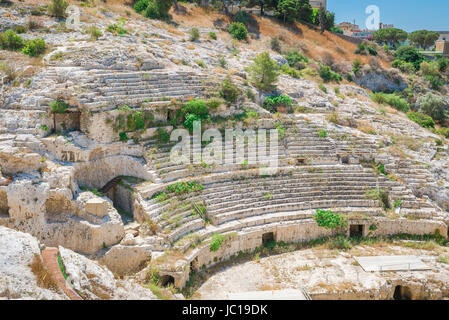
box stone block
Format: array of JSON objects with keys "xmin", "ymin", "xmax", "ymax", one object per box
[{"xmin": 85, "ymin": 198, "xmax": 108, "ymax": 217}]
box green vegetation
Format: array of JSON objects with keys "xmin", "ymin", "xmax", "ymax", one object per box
[
  {"xmin": 407, "ymin": 112, "xmax": 435, "ymax": 128},
  {"xmin": 50, "ymin": 100, "xmax": 69, "ymax": 113},
  {"xmin": 0, "ymin": 30, "xmax": 24, "ymax": 51},
  {"xmin": 370, "ymin": 93, "xmax": 409, "ymax": 112},
  {"xmin": 134, "ymin": 0, "xmax": 149, "ymax": 13},
  {"xmin": 209, "ymin": 233, "xmax": 225, "ymax": 252},
  {"xmin": 270, "ymin": 36, "xmax": 281, "ymax": 52},
  {"xmin": 355, "ymin": 42, "xmax": 377, "ymax": 56},
  {"xmin": 417, "ymin": 93, "xmax": 447, "ymax": 122},
  {"xmin": 219, "ymin": 77, "xmax": 240, "ymax": 104},
  {"xmin": 248, "ymin": 52, "xmax": 280, "ymax": 92},
  {"xmin": 228, "ymin": 22, "xmax": 247, "ymax": 40},
  {"xmin": 394, "ymin": 45, "xmax": 424, "ymax": 70},
  {"xmin": 208, "ymin": 31, "xmax": 217, "ymax": 40},
  {"xmin": 313, "ymin": 209, "xmax": 347, "ymax": 230},
  {"xmin": 22, "ymin": 38, "xmax": 46, "ymax": 57},
  {"xmin": 263, "ymin": 95, "xmax": 292, "ymax": 113},
  {"xmin": 317, "ymin": 129, "xmax": 327, "ymax": 138},
  {"xmin": 365, "ymin": 189, "xmax": 390, "ymax": 209},
  {"xmin": 48, "ymin": 0, "xmax": 69, "ymax": 18},
  {"xmin": 189, "ymin": 27, "xmax": 200, "ymax": 41},
  {"xmin": 107, "ymin": 22, "xmax": 127, "ymax": 36},
  {"xmin": 319, "ymin": 65, "xmax": 342, "ymax": 82},
  {"xmin": 152, "ymin": 181, "xmax": 204, "ymax": 202},
  {"xmin": 408, "ymin": 30, "xmax": 440, "ymax": 50},
  {"xmin": 373, "ymin": 27, "xmax": 408, "ymax": 47}
]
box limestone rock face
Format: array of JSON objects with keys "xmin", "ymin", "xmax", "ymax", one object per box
[
  {"xmin": 0, "ymin": 226, "xmax": 65, "ymax": 300},
  {"xmin": 59, "ymin": 246, "xmax": 156, "ymax": 300},
  {"xmin": 85, "ymin": 198, "xmax": 109, "ymax": 218},
  {"xmin": 354, "ymin": 67, "xmax": 407, "ymax": 93}
]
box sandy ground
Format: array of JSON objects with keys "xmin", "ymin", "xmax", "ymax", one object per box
[{"xmin": 196, "ymin": 243, "xmax": 449, "ymax": 299}]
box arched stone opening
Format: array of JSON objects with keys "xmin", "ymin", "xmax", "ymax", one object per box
[
  {"xmin": 393, "ymin": 285, "xmax": 413, "ymax": 300},
  {"xmin": 160, "ymin": 275, "xmax": 175, "ymax": 287}
]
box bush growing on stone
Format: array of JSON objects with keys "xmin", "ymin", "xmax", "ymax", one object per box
[
  {"xmin": 370, "ymin": 93, "xmax": 409, "ymax": 112},
  {"xmin": 219, "ymin": 77, "xmax": 240, "ymax": 104},
  {"xmin": 119, "ymin": 132, "xmax": 128, "ymax": 141},
  {"xmin": 48, "ymin": 0, "xmax": 69, "ymax": 18},
  {"xmin": 0, "ymin": 30, "xmax": 24, "ymax": 51},
  {"xmin": 134, "ymin": 0, "xmax": 149, "ymax": 13},
  {"xmin": 107, "ymin": 23, "xmax": 127, "ymax": 36},
  {"xmin": 407, "ymin": 112, "xmax": 435, "ymax": 128},
  {"xmin": 209, "ymin": 233, "xmax": 225, "ymax": 252},
  {"xmin": 319, "ymin": 65, "xmax": 342, "ymax": 82},
  {"xmin": 50, "ymin": 100, "xmax": 68, "ymax": 113},
  {"xmin": 184, "ymin": 113, "xmax": 201, "ymax": 131},
  {"xmin": 144, "ymin": 0, "xmax": 173, "ymax": 20},
  {"xmin": 263, "ymin": 95, "xmax": 292, "ymax": 112},
  {"xmin": 248, "ymin": 52, "xmax": 280, "ymax": 92},
  {"xmin": 126, "ymin": 111, "xmax": 145, "ymax": 131},
  {"xmin": 392, "ymin": 59, "xmax": 415, "ymax": 74},
  {"xmin": 166, "ymin": 181, "xmax": 204, "ymax": 195},
  {"xmin": 228, "ymin": 22, "xmax": 247, "ymax": 41},
  {"xmin": 284, "ymin": 50, "xmax": 308, "ymax": 69},
  {"xmin": 86, "ymin": 26, "xmax": 102, "ymax": 40},
  {"xmin": 355, "ymin": 42, "xmax": 377, "ymax": 56},
  {"xmin": 395, "ymin": 45, "xmax": 424, "ymax": 71},
  {"xmin": 218, "ymin": 56, "xmax": 227, "ymax": 68},
  {"xmin": 182, "ymin": 99, "xmax": 209, "ymax": 118},
  {"xmin": 208, "ymin": 31, "xmax": 217, "ymax": 40},
  {"xmin": 270, "ymin": 36, "xmax": 281, "ymax": 52},
  {"xmin": 417, "ymin": 93, "xmax": 447, "ymax": 121},
  {"xmin": 206, "ymin": 98, "xmax": 222, "ymax": 110},
  {"xmin": 22, "ymin": 38, "xmax": 46, "ymax": 57},
  {"xmin": 234, "ymin": 10, "xmax": 250, "ymax": 26},
  {"xmin": 313, "ymin": 209, "xmax": 347, "ymax": 230},
  {"xmin": 189, "ymin": 28, "xmax": 200, "ymax": 41}
]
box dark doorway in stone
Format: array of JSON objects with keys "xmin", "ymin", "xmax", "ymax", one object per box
[
  {"xmin": 393, "ymin": 285, "xmax": 412, "ymax": 300},
  {"xmin": 341, "ymin": 156, "xmax": 349, "ymax": 164},
  {"xmin": 190, "ymin": 257, "xmax": 199, "ymax": 272},
  {"xmin": 262, "ymin": 232, "xmax": 274, "ymax": 246},
  {"xmin": 349, "ymin": 225, "xmax": 364, "ymax": 237},
  {"xmin": 160, "ymin": 275, "xmax": 175, "ymax": 287}
]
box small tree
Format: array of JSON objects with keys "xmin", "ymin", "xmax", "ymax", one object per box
[
  {"xmin": 275, "ymin": 0, "xmax": 299, "ymax": 23},
  {"xmin": 248, "ymin": 52, "xmax": 280, "ymax": 92},
  {"xmin": 417, "ymin": 93, "xmax": 447, "ymax": 122},
  {"xmin": 313, "ymin": 209, "xmax": 347, "ymax": 230},
  {"xmin": 408, "ymin": 30, "xmax": 440, "ymax": 50},
  {"xmin": 48, "ymin": 0, "xmax": 69, "ymax": 18},
  {"xmin": 229, "ymin": 22, "xmax": 247, "ymax": 40},
  {"xmin": 395, "ymin": 45, "xmax": 424, "ymax": 70}
]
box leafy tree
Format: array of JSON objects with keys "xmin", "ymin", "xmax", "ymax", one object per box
[
  {"xmin": 394, "ymin": 45, "xmax": 424, "ymax": 70},
  {"xmin": 244, "ymin": 0, "xmax": 278, "ymax": 17},
  {"xmin": 219, "ymin": 77, "xmax": 240, "ymax": 104},
  {"xmin": 0, "ymin": 30, "xmax": 24, "ymax": 51},
  {"xmin": 417, "ymin": 93, "xmax": 447, "ymax": 121},
  {"xmin": 297, "ymin": 0, "xmax": 313, "ymax": 23},
  {"xmin": 408, "ymin": 30, "xmax": 440, "ymax": 49},
  {"xmin": 275, "ymin": 0, "xmax": 299, "ymax": 23},
  {"xmin": 144, "ymin": 0, "xmax": 173, "ymax": 19},
  {"xmin": 248, "ymin": 52, "xmax": 280, "ymax": 92},
  {"xmin": 48, "ymin": 0, "xmax": 69, "ymax": 18},
  {"xmin": 228, "ymin": 22, "xmax": 247, "ymax": 40},
  {"xmin": 318, "ymin": 7, "xmax": 334, "ymax": 33},
  {"xmin": 373, "ymin": 28, "xmax": 408, "ymax": 46}
]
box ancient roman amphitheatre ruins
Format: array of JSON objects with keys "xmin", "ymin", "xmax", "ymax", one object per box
[{"xmin": 1, "ymin": 0, "xmax": 449, "ymax": 300}]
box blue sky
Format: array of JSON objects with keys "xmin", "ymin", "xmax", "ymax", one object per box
[{"xmin": 328, "ymin": 0, "xmax": 449, "ymax": 32}]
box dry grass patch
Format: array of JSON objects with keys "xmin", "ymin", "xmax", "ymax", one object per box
[{"xmin": 29, "ymin": 254, "xmax": 58, "ymax": 290}]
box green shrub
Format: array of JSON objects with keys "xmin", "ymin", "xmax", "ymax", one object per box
[
  {"xmin": 417, "ymin": 93, "xmax": 447, "ymax": 121},
  {"xmin": 208, "ymin": 31, "xmax": 217, "ymax": 40},
  {"xmin": 127, "ymin": 111, "xmax": 145, "ymax": 131},
  {"xmin": 0, "ymin": 30, "xmax": 24, "ymax": 51},
  {"xmin": 22, "ymin": 38, "xmax": 46, "ymax": 57},
  {"xmin": 328, "ymin": 236, "xmax": 352, "ymax": 250},
  {"xmin": 134, "ymin": 0, "xmax": 149, "ymax": 13},
  {"xmin": 119, "ymin": 132, "xmax": 128, "ymax": 141},
  {"xmin": 184, "ymin": 113, "xmax": 201, "ymax": 131},
  {"xmin": 370, "ymin": 93, "xmax": 409, "ymax": 112},
  {"xmin": 182, "ymin": 99, "xmax": 209, "ymax": 118},
  {"xmin": 50, "ymin": 100, "xmax": 68, "ymax": 113},
  {"xmin": 166, "ymin": 181, "xmax": 204, "ymax": 195},
  {"xmin": 355, "ymin": 42, "xmax": 377, "ymax": 56},
  {"xmin": 281, "ymin": 64, "xmax": 301, "ymax": 78},
  {"xmin": 436, "ymin": 127, "xmax": 449, "ymax": 138},
  {"xmin": 218, "ymin": 56, "xmax": 227, "ymax": 68},
  {"xmin": 219, "ymin": 77, "xmax": 240, "ymax": 104},
  {"xmin": 395, "ymin": 45, "xmax": 424, "ymax": 70},
  {"xmin": 234, "ymin": 10, "xmax": 250, "ymax": 26},
  {"xmin": 154, "ymin": 128, "xmax": 170, "ymax": 143},
  {"xmin": 206, "ymin": 98, "xmax": 222, "ymax": 110},
  {"xmin": 319, "ymin": 65, "xmax": 342, "ymax": 82},
  {"xmin": 228, "ymin": 22, "xmax": 247, "ymax": 41},
  {"xmin": 313, "ymin": 209, "xmax": 347, "ymax": 230},
  {"xmin": 437, "ymin": 57, "xmax": 449, "ymax": 72},
  {"xmin": 352, "ymin": 58, "xmax": 362, "ymax": 74},
  {"xmin": 270, "ymin": 36, "xmax": 281, "ymax": 52},
  {"xmin": 248, "ymin": 52, "xmax": 280, "ymax": 91},
  {"xmin": 189, "ymin": 27, "xmax": 200, "ymax": 41},
  {"xmin": 144, "ymin": 0, "xmax": 173, "ymax": 19},
  {"xmin": 263, "ymin": 95, "xmax": 292, "ymax": 112},
  {"xmin": 86, "ymin": 26, "xmax": 102, "ymax": 40},
  {"xmin": 284, "ymin": 50, "xmax": 308, "ymax": 69},
  {"xmin": 318, "ymin": 129, "xmax": 327, "ymax": 138},
  {"xmin": 407, "ymin": 112, "xmax": 435, "ymax": 128},
  {"xmin": 318, "ymin": 83, "xmax": 327, "ymax": 92},
  {"xmin": 392, "ymin": 59, "xmax": 416, "ymax": 74},
  {"xmin": 48, "ymin": 0, "xmax": 69, "ymax": 18},
  {"xmin": 365, "ymin": 189, "xmax": 390, "ymax": 209},
  {"xmin": 210, "ymin": 233, "xmax": 225, "ymax": 252},
  {"xmin": 107, "ymin": 23, "xmax": 127, "ymax": 36}
]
